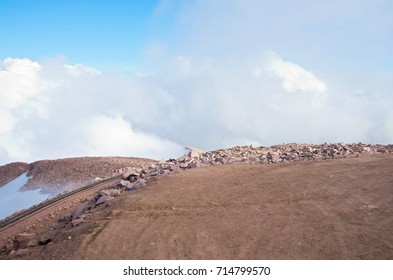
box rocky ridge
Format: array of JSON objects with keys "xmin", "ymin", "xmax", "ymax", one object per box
[
  {"xmin": 0, "ymin": 162, "xmax": 29, "ymax": 187},
  {"xmin": 1, "ymin": 142, "xmax": 392, "ymax": 257}
]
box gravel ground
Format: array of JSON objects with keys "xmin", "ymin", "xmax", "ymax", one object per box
[{"xmin": 8, "ymin": 153, "xmax": 393, "ymax": 260}]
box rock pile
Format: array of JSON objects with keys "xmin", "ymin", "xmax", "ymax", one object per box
[
  {"xmin": 52, "ymin": 142, "xmax": 393, "ymax": 230},
  {"xmin": 130, "ymin": 143, "xmax": 392, "ymax": 176},
  {"xmin": 68, "ymin": 143, "xmax": 393, "ymax": 223}
]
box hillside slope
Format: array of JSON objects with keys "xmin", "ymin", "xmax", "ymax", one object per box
[{"xmin": 19, "ymin": 154, "xmax": 393, "ymax": 259}]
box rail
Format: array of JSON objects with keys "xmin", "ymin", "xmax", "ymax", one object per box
[{"xmin": 0, "ymin": 174, "xmax": 123, "ymax": 232}]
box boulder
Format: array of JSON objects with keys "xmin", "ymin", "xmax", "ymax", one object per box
[
  {"xmin": 188, "ymin": 162, "xmax": 201, "ymax": 169},
  {"xmin": 186, "ymin": 146, "xmax": 206, "ymax": 154},
  {"xmin": 99, "ymin": 189, "xmax": 121, "ymax": 197},
  {"xmin": 27, "ymin": 239, "xmax": 39, "ymax": 247},
  {"xmin": 169, "ymin": 165, "xmax": 180, "ymax": 172},
  {"xmin": 8, "ymin": 248, "xmax": 30, "ymax": 257},
  {"xmin": 215, "ymin": 157, "xmax": 226, "ymax": 164},
  {"xmin": 96, "ymin": 195, "xmax": 114, "ymax": 205},
  {"xmin": 71, "ymin": 218, "xmax": 83, "ymax": 227},
  {"xmin": 119, "ymin": 179, "xmax": 131, "ymax": 187},
  {"xmin": 121, "ymin": 168, "xmax": 140, "ymax": 180},
  {"xmin": 127, "ymin": 179, "xmax": 146, "ymax": 191},
  {"xmin": 15, "ymin": 233, "xmax": 37, "ymax": 249},
  {"xmin": 39, "ymin": 231, "xmax": 56, "ymax": 245},
  {"xmin": 4, "ymin": 237, "xmax": 16, "ymax": 252},
  {"xmin": 72, "ymin": 201, "xmax": 90, "ymax": 219},
  {"xmin": 51, "ymin": 222, "xmax": 66, "ymax": 230}
]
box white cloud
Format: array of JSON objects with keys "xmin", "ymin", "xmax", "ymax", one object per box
[
  {"xmin": 266, "ymin": 52, "xmax": 328, "ymax": 93},
  {"xmin": 0, "ymin": 111, "xmax": 16, "ymax": 134},
  {"xmin": 82, "ymin": 115, "xmax": 183, "ymax": 160},
  {"xmin": 63, "ymin": 63, "xmax": 101, "ymax": 77},
  {"xmin": 0, "ymin": 52, "xmax": 391, "ymax": 165},
  {"xmin": 0, "ymin": 57, "xmax": 43, "ymax": 109}
]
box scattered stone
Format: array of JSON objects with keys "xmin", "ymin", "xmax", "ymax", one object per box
[
  {"xmin": 8, "ymin": 250, "xmax": 16, "ymax": 258},
  {"xmin": 39, "ymin": 231, "xmax": 56, "ymax": 245},
  {"xmin": 27, "ymin": 239, "xmax": 39, "ymax": 248},
  {"xmin": 4, "ymin": 238, "xmax": 16, "ymax": 252},
  {"xmin": 121, "ymin": 169, "xmax": 136, "ymax": 180},
  {"xmin": 15, "ymin": 248, "xmax": 30, "ymax": 257},
  {"xmin": 186, "ymin": 146, "xmax": 206, "ymax": 157},
  {"xmin": 99, "ymin": 189, "xmax": 121, "ymax": 197},
  {"xmin": 51, "ymin": 222, "xmax": 66, "ymax": 230},
  {"xmin": 363, "ymin": 204, "xmax": 379, "ymax": 210},
  {"xmin": 119, "ymin": 179, "xmax": 131, "ymax": 187},
  {"xmin": 15, "ymin": 233, "xmax": 37, "ymax": 249},
  {"xmin": 96, "ymin": 195, "xmax": 114, "ymax": 205},
  {"xmin": 188, "ymin": 162, "xmax": 200, "ymax": 169},
  {"xmin": 71, "ymin": 218, "xmax": 84, "ymax": 227},
  {"xmin": 72, "ymin": 201, "xmax": 90, "ymax": 219},
  {"xmin": 126, "ymin": 179, "xmax": 146, "ymax": 191}
]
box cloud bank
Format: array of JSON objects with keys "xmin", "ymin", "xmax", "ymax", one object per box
[{"xmin": 0, "ymin": 50, "xmax": 391, "ymax": 165}]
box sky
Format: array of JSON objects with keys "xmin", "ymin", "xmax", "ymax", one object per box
[{"xmin": 0, "ymin": 0, "xmax": 393, "ymax": 165}]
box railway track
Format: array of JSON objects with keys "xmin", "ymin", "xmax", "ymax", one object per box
[{"xmin": 0, "ymin": 174, "xmax": 123, "ymax": 233}]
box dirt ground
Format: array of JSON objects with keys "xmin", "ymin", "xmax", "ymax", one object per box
[{"xmin": 16, "ymin": 154, "xmax": 393, "ymax": 259}]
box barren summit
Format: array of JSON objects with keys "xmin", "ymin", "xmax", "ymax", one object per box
[{"xmin": 1, "ymin": 143, "xmax": 393, "ymax": 259}]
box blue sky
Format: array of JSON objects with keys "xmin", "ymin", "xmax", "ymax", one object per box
[
  {"xmin": 0, "ymin": 0, "xmax": 178, "ymax": 69},
  {"xmin": 0, "ymin": 0, "xmax": 393, "ymax": 164}
]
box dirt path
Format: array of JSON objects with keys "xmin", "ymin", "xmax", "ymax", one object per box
[{"xmin": 20, "ymin": 154, "xmax": 393, "ymax": 259}]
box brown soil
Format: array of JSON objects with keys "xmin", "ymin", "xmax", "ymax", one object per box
[{"xmin": 6, "ymin": 154, "xmax": 393, "ymax": 259}]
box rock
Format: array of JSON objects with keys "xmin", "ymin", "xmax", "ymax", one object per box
[
  {"xmin": 363, "ymin": 204, "xmax": 379, "ymax": 210},
  {"xmin": 15, "ymin": 248, "xmax": 30, "ymax": 257},
  {"xmin": 8, "ymin": 250, "xmax": 16, "ymax": 258},
  {"xmin": 96, "ymin": 195, "xmax": 114, "ymax": 205},
  {"xmin": 228, "ymin": 156, "xmax": 242, "ymax": 163},
  {"xmin": 169, "ymin": 165, "xmax": 180, "ymax": 172},
  {"xmin": 121, "ymin": 170, "xmax": 132, "ymax": 180},
  {"xmin": 15, "ymin": 233, "xmax": 37, "ymax": 249},
  {"xmin": 4, "ymin": 237, "xmax": 16, "ymax": 252},
  {"xmin": 188, "ymin": 150, "xmax": 201, "ymax": 158},
  {"xmin": 215, "ymin": 157, "xmax": 226, "ymax": 164},
  {"xmin": 188, "ymin": 162, "xmax": 201, "ymax": 169},
  {"xmin": 119, "ymin": 179, "xmax": 131, "ymax": 187},
  {"xmin": 72, "ymin": 201, "xmax": 90, "ymax": 219},
  {"xmin": 185, "ymin": 146, "xmax": 206, "ymax": 155},
  {"xmin": 51, "ymin": 222, "xmax": 66, "ymax": 230},
  {"xmin": 39, "ymin": 232, "xmax": 55, "ymax": 245},
  {"xmin": 126, "ymin": 179, "xmax": 146, "ymax": 191},
  {"xmin": 63, "ymin": 214, "xmax": 72, "ymax": 223},
  {"xmin": 99, "ymin": 189, "xmax": 121, "ymax": 197},
  {"xmin": 71, "ymin": 218, "xmax": 83, "ymax": 227},
  {"xmin": 27, "ymin": 239, "xmax": 39, "ymax": 247}
]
